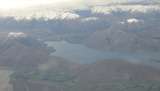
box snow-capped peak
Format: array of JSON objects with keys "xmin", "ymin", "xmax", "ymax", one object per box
[
  {"xmin": 8, "ymin": 32, "xmax": 27, "ymax": 38},
  {"xmin": 127, "ymin": 18, "xmax": 139, "ymax": 24}
]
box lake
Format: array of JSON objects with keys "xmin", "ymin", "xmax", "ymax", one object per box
[{"xmin": 45, "ymin": 41, "xmax": 160, "ymax": 64}]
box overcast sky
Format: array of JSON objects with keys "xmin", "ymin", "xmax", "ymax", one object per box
[
  {"xmin": 0, "ymin": 0, "xmax": 158, "ymax": 20},
  {"xmin": 0, "ymin": 0, "xmax": 149, "ymax": 10}
]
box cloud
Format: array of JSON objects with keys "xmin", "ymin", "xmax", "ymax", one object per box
[
  {"xmin": 0, "ymin": 0, "xmax": 159, "ymax": 20},
  {"xmin": 91, "ymin": 4, "xmax": 160, "ymax": 14},
  {"xmin": 86, "ymin": 0, "xmax": 128, "ymax": 5},
  {"xmin": 2, "ymin": 10, "xmax": 80, "ymax": 20}
]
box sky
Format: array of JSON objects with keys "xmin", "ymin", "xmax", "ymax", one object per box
[
  {"xmin": 0, "ymin": 0, "xmax": 83, "ymax": 10},
  {"xmin": 0, "ymin": 0, "xmax": 144, "ymax": 10},
  {"xmin": 0, "ymin": 0, "xmax": 158, "ymax": 20}
]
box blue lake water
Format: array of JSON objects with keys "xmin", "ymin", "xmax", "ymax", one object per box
[{"xmin": 45, "ymin": 41, "xmax": 160, "ymax": 63}]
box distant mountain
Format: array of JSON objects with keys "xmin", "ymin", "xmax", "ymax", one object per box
[
  {"xmin": 0, "ymin": 32, "xmax": 51, "ymax": 70},
  {"xmin": 84, "ymin": 15, "xmax": 160, "ymax": 52},
  {"xmin": 126, "ymin": 0, "xmax": 160, "ymax": 4},
  {"xmin": 113, "ymin": 0, "xmax": 160, "ymax": 4}
]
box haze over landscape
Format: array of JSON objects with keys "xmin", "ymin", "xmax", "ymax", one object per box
[{"xmin": 0, "ymin": 0, "xmax": 160, "ymax": 91}]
